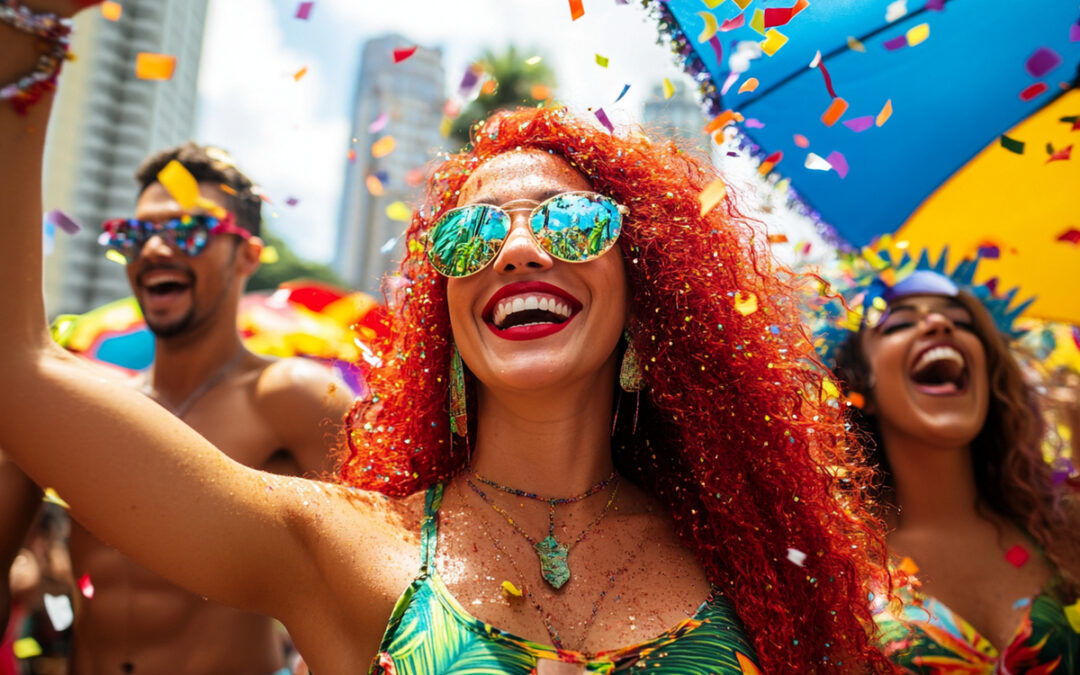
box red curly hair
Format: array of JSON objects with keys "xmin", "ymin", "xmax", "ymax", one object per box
[{"xmin": 343, "ymin": 107, "xmax": 892, "ymax": 673}]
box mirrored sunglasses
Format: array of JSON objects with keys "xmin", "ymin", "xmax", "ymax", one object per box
[
  {"xmin": 426, "ymin": 191, "xmax": 627, "ymax": 278},
  {"xmin": 98, "ymin": 213, "xmax": 251, "ymax": 263}
]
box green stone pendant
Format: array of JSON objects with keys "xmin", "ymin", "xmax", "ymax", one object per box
[{"xmin": 535, "ymin": 535, "xmax": 571, "ymax": 589}]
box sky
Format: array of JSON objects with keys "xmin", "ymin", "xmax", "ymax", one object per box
[{"xmin": 194, "ymin": 0, "xmax": 828, "ymax": 266}]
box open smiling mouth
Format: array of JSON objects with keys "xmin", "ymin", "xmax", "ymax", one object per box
[
  {"xmin": 492, "ymin": 295, "xmax": 573, "ymax": 329},
  {"xmin": 140, "ymin": 270, "xmax": 193, "ymax": 300},
  {"xmin": 482, "ymin": 285, "xmax": 582, "ymax": 342},
  {"xmin": 909, "ymin": 345, "xmax": 969, "ymax": 395}
]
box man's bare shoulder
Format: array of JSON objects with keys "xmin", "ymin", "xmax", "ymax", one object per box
[{"xmin": 252, "ymin": 357, "xmax": 351, "ymax": 414}]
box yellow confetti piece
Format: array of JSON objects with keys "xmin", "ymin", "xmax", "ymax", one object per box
[
  {"xmin": 501, "ymin": 580, "xmax": 523, "ymax": 597},
  {"xmin": 897, "ymin": 556, "xmax": 920, "ymax": 576},
  {"xmin": 101, "ymin": 1, "xmax": 122, "ymax": 21},
  {"xmin": 761, "ymin": 29, "xmax": 788, "ymax": 56},
  {"xmin": 662, "ymin": 77, "xmax": 675, "ymax": 99},
  {"xmin": 749, "ymin": 8, "xmax": 766, "ymax": 35},
  {"xmin": 371, "ymin": 136, "xmax": 396, "ymax": 158},
  {"xmin": 697, "ymin": 11, "xmax": 719, "ymax": 42},
  {"xmin": 703, "ymin": 0, "xmax": 726, "ymax": 7},
  {"xmin": 293, "ymin": 66, "xmax": 308, "ymax": 82},
  {"xmin": 439, "ymin": 115, "xmax": 452, "ymax": 138},
  {"xmin": 699, "ymin": 177, "xmax": 727, "ymax": 216},
  {"xmin": 43, "ymin": 488, "xmax": 69, "ymax": 509},
  {"xmin": 365, "ymin": 174, "xmax": 384, "ymax": 196},
  {"xmin": 134, "ymin": 52, "xmax": 176, "ymax": 81},
  {"xmin": 1065, "ymin": 600, "xmax": 1080, "ymax": 633},
  {"xmin": 821, "ymin": 378, "xmax": 839, "ymax": 400},
  {"xmin": 734, "ymin": 291, "xmax": 758, "ymax": 316},
  {"xmin": 525, "ymin": 55, "xmax": 542, "ymax": 65},
  {"xmin": 105, "ymin": 249, "xmax": 127, "ymax": 265},
  {"xmin": 259, "ymin": 246, "xmax": 278, "ymax": 264},
  {"xmin": 847, "ymin": 35, "xmax": 865, "ymax": 52},
  {"xmin": 876, "ymin": 99, "xmax": 893, "ymax": 126},
  {"xmin": 13, "ymin": 637, "xmax": 42, "ymax": 659},
  {"xmin": 386, "ymin": 201, "xmax": 412, "ymax": 222},
  {"xmin": 906, "ymin": 22, "xmax": 930, "ymax": 47},
  {"xmin": 195, "ymin": 196, "xmax": 228, "ymax": 219},
  {"xmin": 157, "ymin": 160, "xmax": 199, "ymax": 210},
  {"xmin": 733, "ymin": 0, "xmax": 752, "ymax": 8},
  {"xmin": 595, "ymin": 53, "xmax": 609, "ymax": 67},
  {"xmin": 757, "ymin": 160, "xmax": 776, "ymax": 176},
  {"xmin": 843, "ymin": 308, "xmax": 863, "ymax": 332},
  {"xmin": 738, "ymin": 77, "xmax": 759, "ymax": 94}
]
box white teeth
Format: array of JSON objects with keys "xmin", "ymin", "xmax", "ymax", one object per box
[
  {"xmin": 512, "ymin": 298, "xmax": 525, "ymax": 313},
  {"xmin": 914, "ymin": 346, "xmax": 965, "ymax": 372},
  {"xmin": 492, "ymin": 293, "xmax": 576, "ymax": 328},
  {"xmin": 539, "ymin": 298, "xmax": 550, "ymax": 311},
  {"xmin": 525, "ymin": 296, "xmax": 539, "ymax": 311}
]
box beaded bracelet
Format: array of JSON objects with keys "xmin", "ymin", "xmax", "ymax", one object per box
[{"xmin": 0, "ymin": 0, "xmax": 75, "ymax": 115}]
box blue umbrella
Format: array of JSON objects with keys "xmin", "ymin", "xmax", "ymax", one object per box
[{"xmin": 642, "ymin": 0, "xmax": 1080, "ymax": 247}]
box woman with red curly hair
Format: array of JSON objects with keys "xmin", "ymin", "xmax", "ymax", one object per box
[
  {"xmin": 831, "ymin": 271, "xmax": 1080, "ymax": 673},
  {"xmin": 0, "ymin": 4, "xmax": 890, "ymax": 670}
]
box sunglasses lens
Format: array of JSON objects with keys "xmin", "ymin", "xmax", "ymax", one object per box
[
  {"xmin": 530, "ymin": 193, "xmax": 622, "ymax": 263},
  {"xmin": 101, "ymin": 220, "xmax": 146, "ymax": 262},
  {"xmin": 172, "ymin": 216, "xmax": 212, "ymax": 256},
  {"xmin": 427, "ymin": 205, "xmax": 509, "ymax": 277}
]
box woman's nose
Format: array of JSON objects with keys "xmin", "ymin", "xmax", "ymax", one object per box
[{"xmin": 491, "ymin": 211, "xmax": 553, "ymax": 274}]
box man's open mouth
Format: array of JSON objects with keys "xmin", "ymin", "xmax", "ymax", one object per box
[
  {"xmin": 909, "ymin": 344, "xmax": 969, "ymax": 395},
  {"xmin": 140, "ymin": 269, "xmax": 193, "ymax": 299}
]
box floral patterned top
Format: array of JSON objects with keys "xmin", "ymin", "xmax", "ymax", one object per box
[
  {"xmin": 369, "ymin": 484, "xmax": 762, "ymax": 675},
  {"xmin": 872, "ymin": 573, "xmax": 1080, "ymax": 674}
]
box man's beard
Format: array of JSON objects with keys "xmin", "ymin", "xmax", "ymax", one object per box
[{"xmin": 144, "ymin": 307, "xmax": 197, "ymax": 338}]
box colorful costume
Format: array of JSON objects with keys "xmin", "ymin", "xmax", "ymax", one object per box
[{"xmin": 369, "ymin": 485, "xmax": 761, "ymax": 675}]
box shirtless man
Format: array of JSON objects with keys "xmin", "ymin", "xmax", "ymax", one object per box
[{"xmin": 5, "ymin": 142, "xmax": 353, "ymax": 674}]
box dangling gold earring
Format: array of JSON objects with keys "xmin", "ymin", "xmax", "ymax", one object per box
[
  {"xmin": 449, "ymin": 345, "xmax": 468, "ymax": 438},
  {"xmin": 618, "ymin": 332, "xmax": 644, "ymax": 434}
]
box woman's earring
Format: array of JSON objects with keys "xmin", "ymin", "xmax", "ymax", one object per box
[
  {"xmin": 618, "ymin": 333, "xmax": 644, "ymax": 434},
  {"xmin": 450, "ymin": 345, "xmax": 468, "ymax": 438}
]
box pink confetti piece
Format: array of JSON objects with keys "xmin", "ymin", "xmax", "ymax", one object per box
[
  {"xmin": 707, "ymin": 35, "xmax": 723, "ymax": 67},
  {"xmin": 883, "ymin": 35, "xmax": 907, "ymax": 51},
  {"xmin": 614, "ymin": 83, "xmax": 631, "ymax": 103},
  {"xmin": 1071, "ymin": 24, "xmax": 1080, "ymax": 42},
  {"xmin": 285, "ymin": 197, "xmax": 299, "ymax": 207},
  {"xmin": 843, "ymin": 116, "xmax": 875, "ymax": 132},
  {"xmin": 368, "ymin": 112, "xmax": 389, "ymax": 134},
  {"xmin": 815, "ymin": 56, "xmax": 838, "ymax": 98},
  {"xmin": 793, "ymin": 134, "xmax": 810, "ymax": 148},
  {"xmin": 826, "ymin": 150, "xmax": 849, "ymax": 178},
  {"xmin": 744, "ymin": 118, "xmax": 765, "ymax": 128},
  {"xmin": 925, "ymin": 0, "xmax": 944, "ymax": 9},
  {"xmin": 45, "ymin": 209, "xmax": 81, "ymax": 235},
  {"xmin": 1025, "ymin": 47, "xmax": 1063, "ymax": 78},
  {"xmin": 1004, "ymin": 545, "xmax": 1029, "ymax": 568},
  {"xmin": 295, "ymin": 1, "xmax": 313, "ymax": 20},
  {"xmin": 392, "ymin": 46, "xmax": 418, "ymax": 63},
  {"xmin": 720, "ymin": 13, "xmax": 745, "ymax": 31},
  {"xmin": 78, "ymin": 573, "xmax": 94, "ymax": 599},
  {"xmin": 1057, "ymin": 228, "xmax": 1080, "ymax": 244},
  {"xmin": 594, "ymin": 108, "xmax": 614, "ymax": 133},
  {"xmin": 721, "ymin": 71, "xmax": 740, "ymax": 95},
  {"xmin": 1019, "ymin": 82, "xmax": 1048, "ymax": 101}
]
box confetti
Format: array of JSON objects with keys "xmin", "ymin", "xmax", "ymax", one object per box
[
  {"xmin": 897, "ymin": 556, "xmax": 919, "ymax": 575},
  {"xmin": 733, "ymin": 0, "xmax": 752, "ymax": 8},
  {"xmin": 793, "ymin": 134, "xmax": 810, "ymax": 148},
  {"xmin": 925, "ymin": 0, "xmax": 944, "ymax": 9},
  {"xmin": 847, "ymin": 36, "xmax": 866, "ymax": 53},
  {"xmin": 662, "ymin": 77, "xmax": 675, "ymax": 99},
  {"xmin": 1047, "ymin": 145, "xmax": 1072, "ymax": 163},
  {"xmin": 707, "ymin": 34, "xmax": 724, "ymax": 66},
  {"xmin": 405, "ymin": 167, "xmax": 426, "ymax": 187},
  {"xmin": 42, "ymin": 488, "xmax": 69, "ymax": 508},
  {"xmin": 368, "ymin": 112, "xmax": 389, "ymax": 134},
  {"xmin": 135, "ymin": 52, "xmax": 176, "ymax": 80},
  {"xmin": 720, "ymin": 13, "xmax": 745, "ymax": 31},
  {"xmin": 1057, "ymin": 228, "xmax": 1080, "ymax": 244},
  {"xmin": 439, "ymin": 115, "xmax": 453, "ymax": 138},
  {"xmin": 749, "ymin": 9, "xmax": 766, "ymax": 35},
  {"xmin": 366, "ymin": 175, "xmax": 384, "ymax": 196},
  {"xmin": 43, "ymin": 593, "xmax": 73, "ymax": 631},
  {"xmin": 13, "ymin": 637, "xmax": 42, "ymax": 660},
  {"xmin": 702, "ymin": 0, "xmax": 724, "ymax": 6},
  {"xmin": 78, "ymin": 573, "xmax": 95, "ymax": 599},
  {"xmin": 821, "ymin": 97, "xmax": 849, "ymax": 126},
  {"xmin": 876, "ymin": 99, "xmax": 893, "ymax": 126},
  {"xmin": 845, "ymin": 391, "xmax": 865, "ymax": 409},
  {"xmin": 569, "ymin": 0, "xmax": 584, "ymax": 21},
  {"xmin": 525, "ymin": 56, "xmax": 542, "ymax": 65},
  {"xmin": 1071, "ymin": 24, "xmax": 1080, "ymax": 43},
  {"xmin": 761, "ymin": 29, "xmax": 788, "ymax": 56},
  {"xmin": 295, "ymin": 1, "xmax": 314, "ymax": 19},
  {"xmin": 101, "ymin": 1, "xmax": 122, "ymax": 21},
  {"xmin": 347, "ymin": 149, "xmax": 357, "ymax": 163},
  {"xmin": 1025, "ymin": 47, "xmax": 1062, "ymax": 78},
  {"xmin": 595, "ymin": 53, "xmax": 610, "ymax": 67},
  {"xmin": 1066, "ymin": 600, "xmax": 1080, "ymax": 633},
  {"xmin": 45, "ymin": 209, "xmax": 81, "ymax": 235},
  {"xmin": 380, "ymin": 236, "xmax": 400, "ymax": 254},
  {"xmin": 699, "ymin": 177, "xmax": 728, "ymax": 216},
  {"xmin": 157, "ymin": 160, "xmax": 199, "ymax": 210},
  {"xmin": 1012, "ymin": 596, "xmax": 1032, "ymax": 610},
  {"xmin": 392, "ymin": 46, "xmax": 418, "ymax": 63},
  {"xmin": 614, "ymin": 83, "xmax": 631, "ymax": 103},
  {"xmin": 697, "ymin": 11, "xmax": 719, "ymax": 42},
  {"xmin": 1000, "ymin": 135, "xmax": 1025, "ymax": 154},
  {"xmin": 704, "ymin": 109, "xmax": 744, "ymax": 133},
  {"xmin": 1004, "ymin": 545, "xmax": 1030, "ymax": 568},
  {"xmin": 371, "ymin": 136, "xmax": 396, "ymax": 158},
  {"xmin": 386, "ymin": 201, "xmax": 412, "ymax": 222},
  {"xmin": 804, "ymin": 152, "xmax": 832, "ymax": 171},
  {"xmin": 501, "ymin": 580, "xmax": 523, "ymax": 598},
  {"xmin": 883, "ymin": 36, "xmax": 908, "ymax": 51},
  {"xmin": 764, "ymin": 0, "xmax": 809, "ymax": 28},
  {"xmin": 721, "ymin": 71, "xmax": 739, "ymax": 95},
  {"xmin": 285, "ymin": 197, "xmax": 299, "ymax": 207},
  {"xmin": 786, "ymin": 548, "xmax": 807, "ymax": 567},
  {"xmin": 1020, "ymin": 82, "xmax": 1048, "ymax": 101},
  {"xmin": 768, "ymin": 234, "xmax": 789, "ymax": 244},
  {"xmin": 744, "ymin": 118, "xmax": 765, "ymax": 128},
  {"xmin": 826, "ymin": 151, "xmax": 849, "ymax": 178},
  {"xmin": 885, "ymin": 0, "xmax": 906, "ymax": 22},
  {"xmin": 530, "ymin": 84, "xmax": 551, "ymax": 100},
  {"xmin": 734, "ymin": 291, "xmax": 758, "ymax": 316},
  {"xmin": 594, "ymin": 107, "xmax": 614, "ymax": 133},
  {"xmin": 843, "ymin": 116, "xmax": 875, "ymax": 132},
  {"xmin": 738, "ymin": 77, "xmax": 759, "ymax": 94},
  {"xmin": 906, "ymin": 23, "xmax": 930, "ymax": 47},
  {"xmin": 293, "ymin": 66, "xmax": 308, "ymax": 82},
  {"xmin": 813, "ymin": 53, "xmax": 838, "ymax": 98},
  {"xmin": 259, "ymin": 246, "xmax": 279, "ymax": 264}
]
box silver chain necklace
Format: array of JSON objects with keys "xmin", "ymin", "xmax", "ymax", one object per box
[{"xmin": 139, "ymin": 350, "xmax": 247, "ymax": 418}]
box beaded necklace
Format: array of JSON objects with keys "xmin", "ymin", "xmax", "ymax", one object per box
[{"xmin": 466, "ymin": 472, "xmax": 618, "ymax": 589}]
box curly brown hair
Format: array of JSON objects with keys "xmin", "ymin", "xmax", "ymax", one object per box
[{"xmin": 834, "ymin": 291, "xmax": 1080, "ymax": 599}]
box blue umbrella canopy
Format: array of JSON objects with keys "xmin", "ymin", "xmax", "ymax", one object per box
[{"xmin": 643, "ymin": 0, "xmax": 1080, "ymax": 247}]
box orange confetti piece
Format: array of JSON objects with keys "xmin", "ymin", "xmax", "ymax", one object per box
[
  {"xmin": 845, "ymin": 391, "xmax": 866, "ymax": 409},
  {"xmin": 156, "ymin": 160, "xmax": 199, "ymax": 210},
  {"xmin": 847, "ymin": 35, "xmax": 866, "ymax": 52},
  {"xmin": 738, "ymin": 77, "xmax": 759, "ymax": 94},
  {"xmin": 347, "ymin": 149, "xmax": 357, "ymax": 163},
  {"xmin": 365, "ymin": 174, "xmax": 384, "ymax": 196},
  {"xmin": 737, "ymin": 652, "xmax": 763, "ymax": 675},
  {"xmin": 704, "ymin": 109, "xmax": 744, "ymax": 134},
  {"xmin": 699, "ymin": 178, "xmax": 727, "ymax": 216},
  {"xmin": 480, "ymin": 79, "xmax": 498, "ymax": 95},
  {"xmin": 530, "ymin": 84, "xmax": 551, "ymax": 100},
  {"xmin": 734, "ymin": 291, "xmax": 758, "ymax": 316},
  {"xmin": 569, "ymin": 0, "xmax": 584, "ymax": 21},
  {"xmin": 371, "ymin": 136, "xmax": 396, "ymax": 158},
  {"xmin": 821, "ymin": 97, "xmax": 849, "ymax": 126},
  {"xmin": 757, "ymin": 161, "xmax": 776, "ymax": 176},
  {"xmin": 135, "ymin": 53, "xmax": 177, "ymax": 81},
  {"xmin": 101, "ymin": 1, "xmax": 122, "ymax": 21},
  {"xmin": 767, "ymin": 234, "xmax": 789, "ymax": 244},
  {"xmin": 897, "ymin": 556, "xmax": 919, "ymax": 576},
  {"xmin": 293, "ymin": 66, "xmax": 308, "ymax": 82},
  {"xmin": 876, "ymin": 99, "xmax": 893, "ymax": 126}
]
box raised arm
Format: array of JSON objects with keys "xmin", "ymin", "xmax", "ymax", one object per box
[
  {"xmin": 0, "ymin": 1, "xmax": 325, "ymax": 621},
  {"xmin": 0, "ymin": 450, "xmax": 42, "ymax": 635}
]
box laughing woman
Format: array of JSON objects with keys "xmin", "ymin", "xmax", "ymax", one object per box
[
  {"xmin": 831, "ymin": 267, "xmax": 1080, "ymax": 673},
  {"xmin": 1, "ymin": 2, "xmax": 892, "ymax": 673}
]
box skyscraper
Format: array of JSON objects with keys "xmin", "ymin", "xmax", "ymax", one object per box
[
  {"xmin": 335, "ymin": 34, "xmax": 446, "ymax": 294},
  {"xmin": 42, "ymin": 0, "xmax": 209, "ymax": 316},
  {"xmin": 642, "ymin": 81, "xmax": 710, "ymax": 154}
]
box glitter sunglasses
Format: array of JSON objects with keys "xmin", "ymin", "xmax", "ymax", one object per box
[
  {"xmin": 425, "ymin": 191, "xmax": 627, "ymax": 278},
  {"xmin": 98, "ymin": 213, "xmax": 251, "ymax": 263}
]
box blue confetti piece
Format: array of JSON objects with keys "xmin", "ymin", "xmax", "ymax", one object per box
[
  {"xmin": 614, "ymin": 83, "xmax": 631, "ymax": 103},
  {"xmin": 1012, "ymin": 596, "xmax": 1032, "ymax": 610}
]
